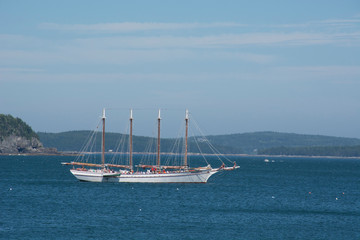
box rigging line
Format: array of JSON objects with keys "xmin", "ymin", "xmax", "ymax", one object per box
[
  {"xmin": 191, "ymin": 116, "xmax": 235, "ymax": 165},
  {"xmin": 85, "ymin": 129, "xmax": 99, "ymax": 164},
  {"xmin": 141, "ymin": 137, "xmax": 154, "ymax": 165},
  {"xmin": 191, "ymin": 127, "xmax": 210, "ymax": 166},
  {"xmin": 183, "ymin": 112, "xmax": 210, "ymax": 166},
  {"xmin": 77, "ymin": 120, "xmax": 101, "ymax": 155},
  {"xmin": 166, "ymin": 114, "xmax": 188, "ymax": 166},
  {"xmin": 110, "ymin": 123, "xmax": 129, "ymax": 164},
  {"xmin": 164, "ymin": 120, "xmax": 185, "ymax": 166},
  {"xmin": 145, "ymin": 117, "xmax": 162, "ymax": 165},
  {"xmin": 190, "ymin": 118, "xmax": 223, "ymax": 164},
  {"xmin": 75, "ymin": 119, "xmax": 102, "ymax": 163},
  {"xmin": 79, "ymin": 129, "xmax": 97, "ymax": 163},
  {"xmin": 205, "ymin": 139, "xmax": 235, "ymax": 165},
  {"xmin": 110, "ymin": 132, "xmax": 127, "ymax": 164},
  {"xmin": 140, "ymin": 121, "xmax": 158, "ymax": 165},
  {"xmin": 165, "ymin": 138, "xmax": 182, "ymax": 166},
  {"xmin": 205, "ymin": 142, "xmax": 225, "ymax": 164},
  {"xmin": 178, "ymin": 119, "xmax": 187, "ymax": 166},
  {"xmin": 140, "ymin": 124, "xmax": 154, "ymax": 164},
  {"xmin": 89, "ymin": 121, "xmax": 103, "ymax": 164}
]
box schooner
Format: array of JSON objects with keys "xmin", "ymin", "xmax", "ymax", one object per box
[{"xmin": 62, "ymin": 109, "xmax": 239, "ymax": 183}]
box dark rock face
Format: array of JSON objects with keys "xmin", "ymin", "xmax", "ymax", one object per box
[
  {"xmin": 0, "ymin": 114, "xmax": 59, "ymax": 154},
  {"xmin": 0, "ymin": 135, "xmax": 58, "ymax": 154}
]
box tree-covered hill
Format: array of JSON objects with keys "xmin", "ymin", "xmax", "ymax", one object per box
[
  {"xmin": 38, "ymin": 130, "xmax": 360, "ymax": 156},
  {"xmin": 0, "ymin": 114, "xmax": 39, "ymax": 141},
  {"xmin": 37, "ymin": 131, "xmax": 238, "ymax": 154},
  {"xmin": 259, "ymin": 145, "xmax": 360, "ymax": 157},
  {"xmin": 206, "ymin": 131, "xmax": 360, "ymax": 153},
  {"xmin": 38, "ymin": 130, "xmax": 169, "ymax": 152},
  {"xmin": 0, "ymin": 114, "xmax": 57, "ymax": 154}
]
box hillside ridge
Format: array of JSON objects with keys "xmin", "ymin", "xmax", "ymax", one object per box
[
  {"xmin": 37, "ymin": 130, "xmax": 360, "ymax": 156},
  {"xmin": 0, "ymin": 114, "xmax": 58, "ymax": 154}
]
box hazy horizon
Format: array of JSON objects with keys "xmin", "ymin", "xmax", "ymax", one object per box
[{"xmin": 36, "ymin": 125, "xmax": 360, "ymax": 140}]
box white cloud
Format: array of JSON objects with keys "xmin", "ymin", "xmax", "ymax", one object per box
[
  {"xmin": 38, "ymin": 17, "xmax": 360, "ymax": 35},
  {"xmin": 3, "ymin": 18, "xmax": 360, "ymax": 59},
  {"xmin": 39, "ymin": 22, "xmax": 246, "ymax": 32},
  {"xmin": 1, "ymin": 32, "xmax": 358, "ymax": 70},
  {"xmin": 3, "ymin": 64, "xmax": 359, "ymax": 85},
  {"xmin": 70, "ymin": 32, "xmax": 360, "ymax": 50},
  {"xmin": 271, "ymin": 17, "xmax": 360, "ymax": 29},
  {"xmin": 0, "ymin": 67, "xmax": 44, "ymax": 73},
  {"xmin": 1, "ymin": 18, "xmax": 359, "ymax": 85},
  {"xmin": 320, "ymin": 19, "xmax": 360, "ymax": 24},
  {"xmin": 270, "ymin": 66, "xmax": 360, "ymax": 83},
  {"xmin": 0, "ymin": 70, "xmax": 238, "ymax": 83}
]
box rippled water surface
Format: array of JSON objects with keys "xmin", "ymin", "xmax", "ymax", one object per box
[{"xmin": 1, "ymin": 155, "xmax": 359, "ymax": 239}]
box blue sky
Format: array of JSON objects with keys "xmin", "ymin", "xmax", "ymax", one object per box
[{"xmin": 1, "ymin": 0, "xmax": 360, "ymax": 138}]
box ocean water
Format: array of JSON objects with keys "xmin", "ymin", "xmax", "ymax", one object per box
[{"xmin": 1, "ymin": 155, "xmax": 359, "ymax": 240}]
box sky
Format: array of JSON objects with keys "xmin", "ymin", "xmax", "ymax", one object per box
[{"xmin": 1, "ymin": 0, "xmax": 360, "ymax": 138}]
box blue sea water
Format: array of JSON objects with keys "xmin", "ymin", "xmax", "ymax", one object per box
[{"xmin": 1, "ymin": 155, "xmax": 359, "ymax": 240}]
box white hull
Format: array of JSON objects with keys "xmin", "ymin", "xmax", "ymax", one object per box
[
  {"xmin": 70, "ymin": 169, "xmax": 120, "ymax": 183},
  {"xmin": 117, "ymin": 170, "xmax": 218, "ymax": 183},
  {"xmin": 70, "ymin": 169, "xmax": 218, "ymax": 183}
]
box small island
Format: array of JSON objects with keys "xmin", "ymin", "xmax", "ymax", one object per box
[{"xmin": 0, "ymin": 114, "xmax": 58, "ymax": 155}]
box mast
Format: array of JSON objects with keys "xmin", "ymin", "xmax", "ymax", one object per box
[
  {"xmin": 129, "ymin": 109, "xmax": 133, "ymax": 171},
  {"xmin": 157, "ymin": 109, "xmax": 161, "ymax": 167},
  {"xmin": 101, "ymin": 108, "xmax": 106, "ymax": 167},
  {"xmin": 184, "ymin": 109, "xmax": 189, "ymax": 167}
]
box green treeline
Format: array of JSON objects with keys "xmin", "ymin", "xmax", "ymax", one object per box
[
  {"xmin": 0, "ymin": 114, "xmax": 39, "ymax": 141},
  {"xmin": 259, "ymin": 145, "xmax": 360, "ymax": 157},
  {"xmin": 38, "ymin": 130, "xmax": 360, "ymax": 156},
  {"xmin": 3, "ymin": 113, "xmax": 360, "ymax": 157},
  {"xmin": 37, "ymin": 131, "xmax": 238, "ymax": 154},
  {"xmin": 205, "ymin": 131, "xmax": 360, "ymax": 153}
]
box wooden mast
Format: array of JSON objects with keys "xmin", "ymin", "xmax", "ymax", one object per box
[
  {"xmin": 101, "ymin": 108, "xmax": 106, "ymax": 167},
  {"xmin": 157, "ymin": 109, "xmax": 161, "ymax": 167},
  {"xmin": 129, "ymin": 109, "xmax": 133, "ymax": 171},
  {"xmin": 184, "ymin": 109, "xmax": 189, "ymax": 167}
]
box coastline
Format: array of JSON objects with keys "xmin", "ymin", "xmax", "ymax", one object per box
[
  {"xmin": 2, "ymin": 151, "xmax": 359, "ymax": 159},
  {"xmin": 0, "ymin": 152, "xmax": 78, "ymax": 156}
]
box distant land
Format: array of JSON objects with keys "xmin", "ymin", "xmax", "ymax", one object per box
[
  {"xmin": 0, "ymin": 114, "xmax": 58, "ymax": 155},
  {"xmin": 38, "ymin": 131, "xmax": 360, "ymax": 157},
  {"xmin": 2, "ymin": 113, "xmax": 360, "ymax": 157}
]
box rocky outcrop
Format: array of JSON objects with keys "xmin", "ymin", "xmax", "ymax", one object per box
[
  {"xmin": 0, "ymin": 114, "xmax": 59, "ymax": 154},
  {"xmin": 0, "ymin": 135, "xmax": 58, "ymax": 154}
]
